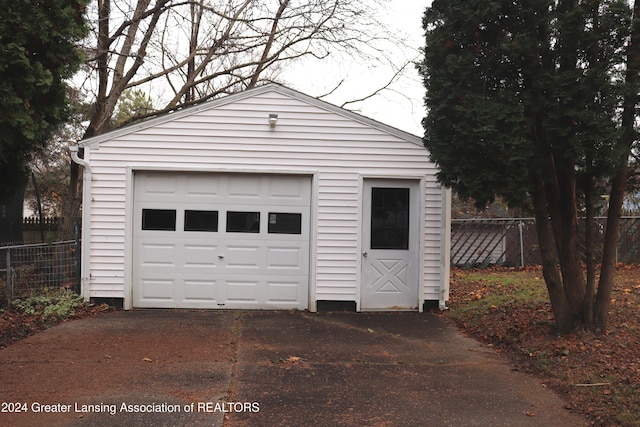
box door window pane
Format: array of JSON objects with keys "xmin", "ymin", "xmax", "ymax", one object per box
[
  {"xmin": 185, "ymin": 210, "xmax": 218, "ymax": 232},
  {"xmin": 371, "ymin": 188, "xmax": 409, "ymax": 249},
  {"xmin": 268, "ymin": 213, "xmax": 302, "ymax": 234},
  {"xmin": 226, "ymin": 211, "xmax": 260, "ymax": 233},
  {"xmin": 142, "ymin": 209, "xmax": 176, "ymax": 231}
]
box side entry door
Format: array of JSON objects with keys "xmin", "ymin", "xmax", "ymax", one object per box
[{"xmin": 361, "ymin": 180, "xmax": 420, "ymax": 310}]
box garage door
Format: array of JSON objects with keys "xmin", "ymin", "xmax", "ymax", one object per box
[{"xmin": 132, "ymin": 172, "xmax": 311, "ymax": 309}]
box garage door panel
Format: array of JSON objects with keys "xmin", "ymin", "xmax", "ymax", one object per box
[
  {"xmin": 267, "ymin": 177, "xmax": 310, "ymax": 203},
  {"xmin": 225, "ymin": 280, "xmax": 260, "ymax": 304},
  {"xmin": 182, "ymin": 279, "xmax": 218, "ymax": 302},
  {"xmin": 224, "ymin": 246, "xmax": 261, "ymax": 269},
  {"xmin": 138, "ymin": 243, "xmax": 178, "ymax": 267},
  {"xmin": 267, "ymin": 281, "xmax": 302, "ymax": 303},
  {"xmin": 136, "ymin": 278, "xmax": 176, "ymax": 306},
  {"xmin": 267, "ymin": 247, "xmax": 306, "ymax": 271},
  {"xmin": 227, "ymin": 175, "xmax": 263, "ymax": 200},
  {"xmin": 183, "ymin": 244, "xmax": 218, "ymax": 268},
  {"xmin": 185, "ymin": 174, "xmax": 222, "ymax": 198},
  {"xmin": 133, "ymin": 172, "xmax": 310, "ymax": 309},
  {"xmin": 140, "ymin": 174, "xmax": 178, "ymax": 197}
]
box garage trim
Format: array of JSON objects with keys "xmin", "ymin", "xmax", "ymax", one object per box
[{"xmin": 123, "ymin": 167, "xmax": 317, "ymax": 310}]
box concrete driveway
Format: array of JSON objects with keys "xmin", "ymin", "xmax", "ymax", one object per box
[{"xmin": 0, "ymin": 310, "xmax": 587, "ymax": 426}]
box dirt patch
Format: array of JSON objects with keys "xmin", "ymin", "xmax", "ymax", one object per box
[{"xmin": 444, "ymin": 264, "xmax": 640, "ymax": 426}]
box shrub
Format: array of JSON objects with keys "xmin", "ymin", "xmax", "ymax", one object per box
[{"xmin": 12, "ymin": 288, "xmax": 84, "ymax": 327}]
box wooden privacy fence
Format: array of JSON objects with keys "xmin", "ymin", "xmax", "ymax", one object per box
[
  {"xmin": 21, "ymin": 216, "xmax": 60, "ymax": 243},
  {"xmin": 451, "ymin": 217, "xmax": 640, "ymax": 268}
]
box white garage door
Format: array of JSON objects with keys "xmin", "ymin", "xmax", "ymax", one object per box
[{"xmin": 132, "ymin": 172, "xmax": 311, "ymax": 309}]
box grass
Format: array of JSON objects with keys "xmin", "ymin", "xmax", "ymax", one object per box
[{"xmin": 445, "ymin": 265, "xmax": 640, "ymax": 426}]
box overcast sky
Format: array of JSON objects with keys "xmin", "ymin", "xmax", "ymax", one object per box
[{"xmin": 282, "ymin": 1, "xmax": 432, "ymax": 136}]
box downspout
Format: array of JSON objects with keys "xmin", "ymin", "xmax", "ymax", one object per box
[
  {"xmin": 69, "ymin": 145, "xmax": 92, "ymax": 302},
  {"xmin": 439, "ymin": 187, "xmax": 452, "ymax": 311}
]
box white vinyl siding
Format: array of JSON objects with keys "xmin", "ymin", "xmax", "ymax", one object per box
[
  {"xmin": 80, "ymin": 85, "xmax": 448, "ymax": 308},
  {"xmin": 316, "ymin": 172, "xmax": 360, "ymax": 299}
]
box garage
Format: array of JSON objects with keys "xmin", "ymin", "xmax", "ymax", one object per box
[
  {"xmin": 72, "ymin": 84, "xmax": 450, "ymax": 311},
  {"xmin": 132, "ymin": 172, "xmax": 311, "ymax": 309}
]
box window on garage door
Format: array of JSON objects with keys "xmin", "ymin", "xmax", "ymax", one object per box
[
  {"xmin": 226, "ymin": 211, "xmax": 260, "ymax": 233},
  {"xmin": 184, "ymin": 210, "xmax": 218, "ymax": 232},
  {"xmin": 142, "ymin": 209, "xmax": 176, "ymax": 231},
  {"xmin": 268, "ymin": 212, "xmax": 302, "ymax": 234}
]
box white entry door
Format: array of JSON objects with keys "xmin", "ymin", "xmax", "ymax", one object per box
[{"xmin": 361, "ymin": 179, "xmax": 420, "ymax": 310}]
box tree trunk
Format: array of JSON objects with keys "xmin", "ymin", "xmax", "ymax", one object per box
[
  {"xmin": 582, "ymin": 177, "xmax": 596, "ymax": 328},
  {"xmin": 554, "ymin": 168, "xmax": 586, "ymax": 316},
  {"xmin": 58, "ymin": 0, "xmax": 110, "ymax": 240},
  {"xmin": 594, "ymin": 0, "xmax": 640, "ymax": 331},
  {"xmin": 58, "ymin": 151, "xmax": 82, "ymax": 240},
  {"xmin": 247, "ymin": 0, "xmax": 290, "ymax": 88},
  {"xmin": 0, "ymin": 183, "xmax": 25, "ymax": 244},
  {"xmin": 541, "ymin": 152, "xmax": 586, "ymax": 325},
  {"xmin": 595, "ymin": 168, "xmax": 626, "ymax": 330},
  {"xmin": 530, "ymin": 174, "xmax": 576, "ymax": 333}
]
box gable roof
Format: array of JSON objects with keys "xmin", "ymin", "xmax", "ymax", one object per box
[{"xmin": 79, "ymin": 83, "xmax": 423, "ymax": 149}]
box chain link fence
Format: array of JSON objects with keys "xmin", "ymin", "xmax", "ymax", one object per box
[
  {"xmin": 0, "ymin": 240, "xmax": 81, "ymax": 308},
  {"xmin": 1, "ymin": 217, "xmax": 638, "ymax": 305},
  {"xmin": 451, "ymin": 217, "xmax": 640, "ymax": 268}
]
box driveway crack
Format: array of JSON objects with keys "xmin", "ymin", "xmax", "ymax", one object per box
[{"xmin": 222, "ymin": 310, "xmax": 243, "ymax": 424}]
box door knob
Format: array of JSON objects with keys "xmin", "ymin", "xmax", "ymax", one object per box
[{"xmin": 363, "ymin": 252, "xmax": 368, "ymax": 257}]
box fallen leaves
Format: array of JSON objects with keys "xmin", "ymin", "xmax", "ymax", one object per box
[
  {"xmin": 467, "ymin": 286, "xmax": 487, "ymax": 301},
  {"xmin": 0, "ymin": 303, "xmax": 111, "ymax": 349},
  {"xmin": 445, "ymin": 265, "xmax": 640, "ymax": 426}
]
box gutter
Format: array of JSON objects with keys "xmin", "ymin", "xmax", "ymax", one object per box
[
  {"xmin": 439, "ymin": 290, "xmax": 449, "ymax": 311},
  {"xmin": 69, "ymin": 145, "xmax": 92, "ymax": 302},
  {"xmin": 439, "ymin": 187, "xmax": 452, "ymax": 311}
]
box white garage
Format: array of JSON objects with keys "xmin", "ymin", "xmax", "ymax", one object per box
[
  {"xmin": 132, "ymin": 172, "xmax": 310, "ymax": 309},
  {"xmin": 72, "ymin": 84, "xmax": 451, "ymax": 311}
]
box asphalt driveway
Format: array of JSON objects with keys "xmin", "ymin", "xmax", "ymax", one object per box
[{"xmin": 0, "ymin": 310, "xmax": 587, "ymax": 426}]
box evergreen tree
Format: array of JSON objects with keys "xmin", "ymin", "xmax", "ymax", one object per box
[
  {"xmin": 420, "ymin": 0, "xmax": 640, "ymax": 332},
  {"xmin": 0, "ymin": 0, "xmax": 87, "ymax": 202}
]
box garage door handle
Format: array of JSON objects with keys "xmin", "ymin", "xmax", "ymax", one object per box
[{"xmin": 218, "ymin": 255, "xmax": 225, "ymax": 259}]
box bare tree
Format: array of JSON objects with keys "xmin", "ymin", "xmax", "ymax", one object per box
[
  {"xmin": 59, "ymin": 0, "xmax": 409, "ymax": 238},
  {"xmin": 79, "ymin": 0, "xmax": 408, "ymax": 127}
]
